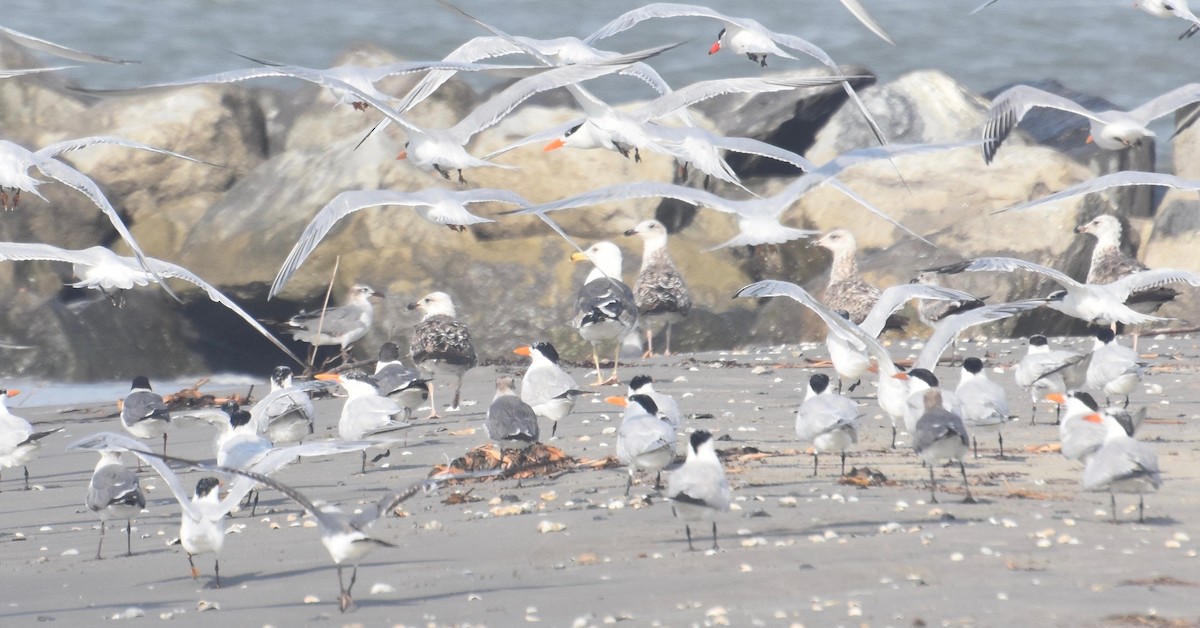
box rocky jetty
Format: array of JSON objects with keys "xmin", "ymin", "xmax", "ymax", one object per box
[{"xmin": 1, "ymin": 41, "xmax": 1196, "ymax": 379}]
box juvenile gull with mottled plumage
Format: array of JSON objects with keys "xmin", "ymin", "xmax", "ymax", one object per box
[
  {"xmin": 812, "ymin": 229, "xmax": 881, "ymax": 326},
  {"xmin": 625, "ymin": 219, "xmax": 691, "ymax": 357},
  {"xmin": 408, "ymin": 291, "xmax": 477, "ymax": 418}
]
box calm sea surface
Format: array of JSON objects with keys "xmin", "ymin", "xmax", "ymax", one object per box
[{"xmin": 3, "ymin": 0, "xmax": 1194, "ymax": 110}]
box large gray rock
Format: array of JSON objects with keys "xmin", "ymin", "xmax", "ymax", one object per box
[{"xmin": 806, "ymin": 70, "xmax": 987, "ymax": 164}]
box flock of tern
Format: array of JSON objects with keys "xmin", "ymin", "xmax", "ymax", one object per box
[{"xmin": 1, "ymin": 0, "xmax": 1199, "ymax": 617}]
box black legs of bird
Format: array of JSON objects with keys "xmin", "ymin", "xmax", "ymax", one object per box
[
  {"xmin": 188, "ymin": 553, "xmax": 220, "ymax": 588},
  {"xmin": 683, "ymin": 522, "xmax": 720, "ymax": 552},
  {"xmin": 746, "ymin": 53, "xmax": 768, "ymax": 67},
  {"xmin": 338, "ymin": 564, "xmax": 357, "ymax": 613},
  {"xmin": 432, "ymin": 163, "xmax": 466, "ymax": 185}
]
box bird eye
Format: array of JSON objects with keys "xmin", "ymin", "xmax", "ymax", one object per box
[{"xmin": 565, "ymin": 123, "xmax": 582, "ymax": 137}]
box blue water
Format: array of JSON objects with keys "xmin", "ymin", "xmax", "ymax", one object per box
[{"xmin": 3, "ymin": 0, "xmax": 1194, "ymax": 113}]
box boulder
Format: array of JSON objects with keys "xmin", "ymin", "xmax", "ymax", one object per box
[
  {"xmin": 693, "ymin": 65, "xmax": 877, "ymax": 178},
  {"xmin": 806, "ymin": 69, "xmax": 987, "ymax": 164}
]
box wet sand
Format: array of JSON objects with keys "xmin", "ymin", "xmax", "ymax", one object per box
[{"xmin": 3, "ymin": 334, "xmax": 1199, "ymax": 627}]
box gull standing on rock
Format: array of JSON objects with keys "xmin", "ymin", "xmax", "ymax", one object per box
[
  {"xmin": 0, "ymin": 388, "xmax": 61, "ymax": 490},
  {"xmin": 1080, "ymin": 410, "xmax": 1162, "ymax": 523},
  {"xmin": 668, "ymin": 429, "xmax": 731, "ymax": 551},
  {"xmin": 625, "ymin": 219, "xmax": 691, "ymax": 357},
  {"xmin": 609, "ymin": 394, "xmax": 676, "ymax": 495},
  {"xmin": 408, "ymin": 291, "xmax": 476, "ymax": 418},
  {"xmin": 913, "ymin": 389, "xmax": 975, "ymax": 504},
  {"xmin": 795, "ymin": 373, "xmax": 860, "ymax": 476},
  {"xmin": 955, "ymin": 357, "xmax": 1012, "ymax": 458},
  {"xmin": 1085, "ymin": 328, "xmax": 1145, "ymax": 408},
  {"xmin": 121, "ymin": 376, "xmax": 171, "ymax": 458},
  {"xmin": 515, "ymin": 342, "xmax": 584, "ymax": 438},
  {"xmin": 84, "ymin": 450, "xmax": 145, "ymax": 559},
  {"xmin": 284, "ymin": 284, "xmax": 382, "ymax": 365},
  {"xmin": 572, "ymin": 242, "xmax": 638, "ymax": 385},
  {"xmin": 373, "ymin": 342, "xmax": 430, "ymax": 420}
]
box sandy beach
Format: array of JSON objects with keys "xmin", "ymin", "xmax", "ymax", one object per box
[{"xmin": 3, "ymin": 333, "xmax": 1199, "ymax": 628}]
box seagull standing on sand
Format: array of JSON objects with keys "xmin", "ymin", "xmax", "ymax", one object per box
[
  {"xmin": 255, "ymin": 366, "xmax": 316, "ymax": 444},
  {"xmin": 625, "ymin": 219, "xmax": 691, "ymax": 357},
  {"xmin": 628, "ymin": 374, "xmax": 682, "ymax": 430},
  {"xmin": 68, "ymin": 433, "xmax": 259, "ymax": 588},
  {"xmin": 121, "ymin": 376, "xmax": 171, "ymax": 457},
  {"xmin": 902, "ymin": 369, "xmax": 963, "ymax": 438},
  {"xmin": 609, "ymin": 393, "xmax": 676, "ymax": 495},
  {"xmin": 284, "ymin": 284, "xmax": 382, "ymax": 365},
  {"xmin": 484, "ymin": 376, "xmax": 540, "ymax": 485},
  {"xmin": 795, "ymin": 373, "xmax": 860, "ymax": 476},
  {"xmin": 913, "ymin": 389, "xmax": 975, "ymax": 504},
  {"xmin": 813, "ymin": 229, "xmax": 883, "ymax": 326},
  {"xmin": 668, "ymin": 429, "xmax": 731, "ymax": 551},
  {"xmin": 1014, "ymin": 335, "xmax": 1086, "ymax": 424},
  {"xmin": 315, "ymin": 370, "xmax": 411, "ymax": 473},
  {"xmin": 193, "ymin": 465, "xmax": 448, "ymax": 613},
  {"xmin": 84, "ymin": 450, "xmax": 145, "ymax": 559},
  {"xmin": 1077, "ymin": 214, "xmax": 1178, "ymax": 347},
  {"xmin": 955, "ymin": 357, "xmax": 1012, "ymax": 458},
  {"xmin": 1081, "ymin": 410, "xmax": 1162, "ymax": 523},
  {"xmin": 373, "ymin": 342, "xmax": 430, "ymax": 420},
  {"xmin": 515, "ymin": 342, "xmax": 584, "ymax": 438},
  {"xmin": 0, "ymin": 388, "xmax": 61, "ymax": 490},
  {"xmin": 1051, "ymin": 391, "xmax": 1128, "ymax": 465},
  {"xmin": 407, "ymin": 291, "xmax": 477, "ymax": 418},
  {"xmin": 1085, "ymin": 328, "xmax": 1145, "ymax": 408},
  {"xmin": 572, "ymin": 242, "xmax": 638, "ymax": 385}
]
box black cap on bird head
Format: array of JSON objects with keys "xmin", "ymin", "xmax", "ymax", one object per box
[
  {"xmin": 962, "ymin": 357, "xmax": 984, "ymax": 374},
  {"xmin": 131, "ymin": 375, "xmax": 152, "ymax": 390},
  {"xmin": 532, "ymin": 341, "xmax": 560, "ymax": 364},
  {"xmin": 271, "ymin": 365, "xmax": 293, "ymax": 385},
  {"xmin": 1029, "ymin": 334, "xmax": 1049, "ymax": 347},
  {"xmin": 808, "ymin": 373, "xmax": 830, "ymax": 394},
  {"xmin": 1071, "ymin": 391, "xmax": 1100, "ymax": 412},
  {"xmin": 689, "ymin": 429, "xmax": 714, "ymax": 452},
  {"xmin": 195, "ymin": 477, "xmax": 220, "ymax": 498},
  {"xmin": 629, "ymin": 374, "xmax": 654, "ymax": 391},
  {"xmin": 908, "ymin": 368, "xmax": 939, "ymax": 388},
  {"xmin": 627, "ymin": 393, "xmax": 660, "ymax": 417}
]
